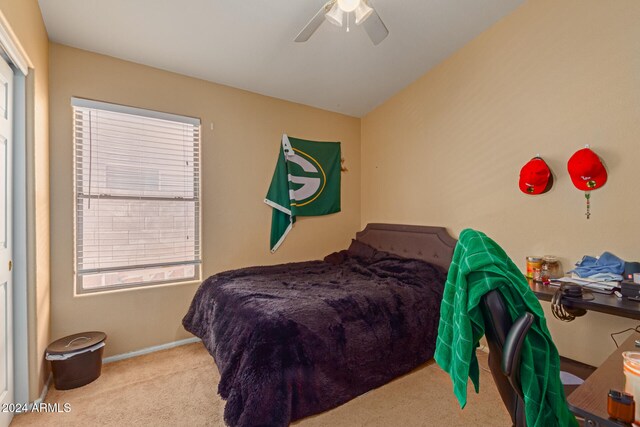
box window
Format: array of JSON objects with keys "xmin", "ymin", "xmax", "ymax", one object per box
[{"xmin": 72, "ymin": 98, "xmax": 201, "ymax": 294}]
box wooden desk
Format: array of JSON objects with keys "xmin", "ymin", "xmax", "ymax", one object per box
[
  {"xmin": 529, "ymin": 281, "xmax": 640, "ymax": 321},
  {"xmin": 567, "ymin": 332, "xmax": 640, "ymax": 426}
]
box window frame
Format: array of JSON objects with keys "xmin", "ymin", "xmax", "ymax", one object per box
[{"xmin": 72, "ymin": 97, "xmax": 202, "ymax": 295}]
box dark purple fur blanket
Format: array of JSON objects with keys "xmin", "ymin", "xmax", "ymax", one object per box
[{"xmin": 183, "ymin": 249, "xmax": 446, "ymax": 426}]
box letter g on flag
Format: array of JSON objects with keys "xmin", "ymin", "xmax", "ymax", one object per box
[{"xmin": 287, "ymin": 151, "xmax": 325, "ymax": 206}]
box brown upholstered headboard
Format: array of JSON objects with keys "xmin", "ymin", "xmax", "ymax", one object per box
[{"xmin": 355, "ymin": 223, "xmax": 458, "ymax": 271}]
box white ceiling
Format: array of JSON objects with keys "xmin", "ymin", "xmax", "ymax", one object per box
[{"xmin": 38, "ymin": 0, "xmax": 524, "ymax": 117}]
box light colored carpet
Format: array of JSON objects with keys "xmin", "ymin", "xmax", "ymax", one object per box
[{"xmin": 11, "ymin": 343, "xmax": 510, "ymax": 427}]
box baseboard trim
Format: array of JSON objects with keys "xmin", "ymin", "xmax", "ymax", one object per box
[
  {"xmin": 30, "ymin": 339, "xmax": 201, "ymax": 404},
  {"xmin": 33, "ymin": 373, "xmax": 52, "ymax": 405},
  {"xmin": 102, "ymin": 337, "xmax": 202, "ymax": 364}
]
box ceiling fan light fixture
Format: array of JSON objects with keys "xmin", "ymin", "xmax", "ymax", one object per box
[
  {"xmin": 325, "ymin": 2, "xmax": 344, "ymax": 27},
  {"xmin": 337, "ymin": 0, "xmax": 360, "ymax": 13},
  {"xmin": 354, "ymin": 2, "xmax": 373, "ymax": 25},
  {"xmin": 296, "ymin": 0, "xmax": 388, "ymax": 45}
]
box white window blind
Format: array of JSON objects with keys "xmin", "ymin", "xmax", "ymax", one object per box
[{"xmin": 72, "ymin": 97, "xmax": 201, "ymax": 293}]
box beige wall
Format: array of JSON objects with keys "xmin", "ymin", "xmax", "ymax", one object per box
[
  {"xmin": 0, "ymin": 0, "xmax": 50, "ymax": 401},
  {"xmin": 361, "ymin": 0, "xmax": 640, "ymax": 366},
  {"xmin": 49, "ymin": 43, "xmax": 361, "ymax": 357}
]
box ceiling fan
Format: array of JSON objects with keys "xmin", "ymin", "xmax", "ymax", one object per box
[{"xmin": 295, "ymin": 0, "xmax": 389, "ymax": 45}]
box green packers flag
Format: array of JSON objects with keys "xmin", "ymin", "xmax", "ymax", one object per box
[{"xmin": 264, "ymin": 134, "xmax": 341, "ymax": 252}]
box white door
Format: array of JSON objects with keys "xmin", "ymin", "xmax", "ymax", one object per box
[{"xmin": 0, "ymin": 54, "xmax": 14, "ymax": 427}]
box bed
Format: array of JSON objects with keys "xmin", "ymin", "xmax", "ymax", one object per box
[{"xmin": 183, "ymin": 223, "xmax": 457, "ymax": 426}]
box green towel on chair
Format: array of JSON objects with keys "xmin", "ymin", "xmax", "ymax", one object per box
[{"xmin": 434, "ymin": 229, "xmax": 577, "ymax": 427}]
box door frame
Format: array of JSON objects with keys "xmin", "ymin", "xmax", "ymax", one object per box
[{"xmin": 0, "ymin": 11, "xmax": 31, "ymax": 406}]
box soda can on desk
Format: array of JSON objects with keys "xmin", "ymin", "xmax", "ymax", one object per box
[{"xmin": 526, "ymin": 256, "xmax": 542, "ymax": 279}]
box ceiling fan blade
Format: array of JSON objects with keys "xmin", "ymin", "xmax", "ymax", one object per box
[
  {"xmin": 294, "ymin": 2, "xmax": 333, "ymax": 42},
  {"xmin": 362, "ymin": 8, "xmax": 389, "ymax": 45}
]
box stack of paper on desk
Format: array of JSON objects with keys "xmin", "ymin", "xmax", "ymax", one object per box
[{"xmin": 553, "ymin": 277, "xmax": 617, "ymax": 293}]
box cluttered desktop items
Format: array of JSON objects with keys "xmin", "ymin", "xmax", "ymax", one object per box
[
  {"xmin": 617, "ymin": 351, "xmax": 640, "ymax": 425},
  {"xmin": 529, "ymin": 252, "xmax": 640, "ymax": 294},
  {"xmin": 567, "ymin": 332, "xmax": 640, "ymax": 427},
  {"xmin": 526, "ymin": 252, "xmax": 640, "ymax": 322}
]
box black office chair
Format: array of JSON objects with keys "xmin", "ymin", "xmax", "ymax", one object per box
[{"xmin": 480, "ymin": 289, "xmax": 535, "ymax": 427}]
